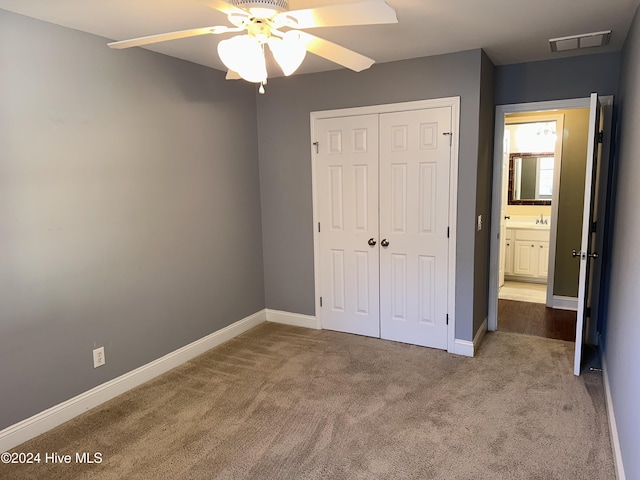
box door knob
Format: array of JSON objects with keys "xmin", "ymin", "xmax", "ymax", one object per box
[
  {"xmin": 572, "ymin": 249, "xmax": 581, "ymax": 257},
  {"xmin": 588, "ymin": 252, "xmax": 599, "ymax": 259},
  {"xmin": 368, "ymin": 238, "xmax": 377, "ymax": 246},
  {"xmin": 381, "ymin": 239, "xmax": 389, "ymax": 247}
]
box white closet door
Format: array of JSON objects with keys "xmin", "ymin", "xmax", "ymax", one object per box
[
  {"xmin": 316, "ymin": 114, "xmax": 380, "ymax": 337},
  {"xmin": 379, "ymin": 108, "xmax": 451, "ymax": 349}
]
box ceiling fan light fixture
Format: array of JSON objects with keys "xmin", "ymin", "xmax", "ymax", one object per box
[
  {"xmin": 248, "ymin": 7, "xmax": 280, "ymax": 18},
  {"xmin": 217, "ymin": 35, "xmax": 267, "ymax": 83},
  {"xmin": 229, "ymin": 0, "xmax": 290, "ymax": 14},
  {"xmin": 108, "ymin": 0, "xmax": 397, "ymax": 89},
  {"xmin": 269, "ymin": 31, "xmax": 307, "ymax": 76}
]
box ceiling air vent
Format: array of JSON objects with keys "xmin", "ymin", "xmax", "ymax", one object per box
[{"xmin": 549, "ymin": 30, "xmax": 611, "ymax": 52}]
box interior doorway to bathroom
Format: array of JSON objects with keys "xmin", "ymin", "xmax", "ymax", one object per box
[
  {"xmin": 491, "ymin": 103, "xmax": 596, "ymax": 344},
  {"xmin": 490, "ymin": 95, "xmax": 615, "ymax": 375},
  {"xmin": 498, "ymin": 113, "xmax": 564, "ymax": 308},
  {"xmin": 495, "ymin": 111, "xmax": 580, "ymax": 341}
]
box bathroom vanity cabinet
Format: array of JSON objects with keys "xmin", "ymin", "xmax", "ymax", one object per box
[{"xmin": 504, "ymin": 227, "xmax": 550, "ymax": 282}]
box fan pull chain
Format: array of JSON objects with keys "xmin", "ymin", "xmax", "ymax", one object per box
[{"xmin": 258, "ymin": 43, "xmax": 266, "ymax": 94}]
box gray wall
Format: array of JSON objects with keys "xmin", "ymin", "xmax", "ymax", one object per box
[
  {"xmin": 0, "ymin": 11, "xmax": 264, "ymax": 429},
  {"xmin": 603, "ymin": 4, "xmax": 640, "ymax": 479},
  {"xmin": 494, "ymin": 52, "xmax": 620, "ymax": 105},
  {"xmin": 256, "ymin": 50, "xmax": 487, "ymax": 342},
  {"xmin": 474, "ymin": 51, "xmax": 495, "ymax": 335}
]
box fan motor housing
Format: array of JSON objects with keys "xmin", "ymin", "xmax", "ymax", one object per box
[{"xmin": 230, "ymin": 0, "xmax": 290, "ymax": 13}]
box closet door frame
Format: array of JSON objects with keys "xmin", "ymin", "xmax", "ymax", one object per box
[{"xmin": 310, "ymin": 97, "xmax": 460, "ymax": 353}]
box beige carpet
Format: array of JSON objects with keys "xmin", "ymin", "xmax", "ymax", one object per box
[{"xmin": 2, "ymin": 323, "xmax": 614, "ymax": 480}]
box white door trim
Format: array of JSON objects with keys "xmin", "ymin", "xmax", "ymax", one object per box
[
  {"xmin": 310, "ymin": 97, "xmax": 460, "ymax": 353},
  {"xmin": 574, "ymin": 93, "xmax": 600, "ymax": 376},
  {"xmin": 489, "ymin": 98, "xmax": 591, "ymax": 332}
]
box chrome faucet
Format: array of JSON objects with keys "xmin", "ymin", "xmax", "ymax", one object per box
[{"xmin": 536, "ymin": 214, "xmax": 548, "ymax": 225}]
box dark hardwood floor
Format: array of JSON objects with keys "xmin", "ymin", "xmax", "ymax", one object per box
[{"xmin": 498, "ymin": 299, "xmax": 577, "ymax": 342}]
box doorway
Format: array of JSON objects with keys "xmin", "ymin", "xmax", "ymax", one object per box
[
  {"xmin": 497, "ymin": 110, "xmax": 579, "ymax": 342},
  {"xmin": 489, "ymin": 95, "xmax": 614, "ymax": 374},
  {"xmin": 489, "ymin": 99, "xmax": 594, "ymax": 336},
  {"xmin": 490, "ymin": 99, "xmax": 593, "ymax": 331},
  {"xmin": 499, "ymin": 113, "xmax": 565, "ymax": 307}
]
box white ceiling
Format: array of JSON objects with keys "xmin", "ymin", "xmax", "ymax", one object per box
[{"xmin": 1, "ymin": 0, "xmax": 639, "ymax": 77}]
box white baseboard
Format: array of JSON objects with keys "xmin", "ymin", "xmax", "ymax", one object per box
[
  {"xmin": 266, "ymin": 309, "xmax": 319, "ymax": 329},
  {"xmin": 474, "ymin": 317, "xmax": 488, "ymax": 351},
  {"xmin": 453, "ymin": 339, "xmax": 474, "ymax": 356},
  {"xmin": 453, "ymin": 317, "xmax": 487, "ymax": 357},
  {"xmin": 602, "ymin": 354, "xmax": 626, "ymax": 480},
  {"xmin": 504, "ymin": 275, "xmax": 546, "ymax": 285},
  {"xmin": 552, "ymin": 295, "xmax": 578, "ymax": 311},
  {"xmin": 0, "ymin": 309, "xmax": 267, "ymax": 453}
]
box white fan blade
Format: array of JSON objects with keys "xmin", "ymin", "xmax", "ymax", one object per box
[
  {"xmin": 280, "ymin": 0, "xmax": 397, "ymax": 29},
  {"xmin": 108, "ymin": 26, "xmax": 234, "ymax": 49},
  {"xmin": 226, "ymin": 70, "xmax": 242, "ymax": 80},
  {"xmin": 298, "ymin": 31, "xmax": 374, "ymax": 72}
]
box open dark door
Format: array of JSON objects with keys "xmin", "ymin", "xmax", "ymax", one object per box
[{"xmin": 574, "ymin": 93, "xmax": 602, "ymax": 376}]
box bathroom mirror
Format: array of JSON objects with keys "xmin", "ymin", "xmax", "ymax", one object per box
[{"xmin": 508, "ymin": 153, "xmax": 554, "ymax": 205}]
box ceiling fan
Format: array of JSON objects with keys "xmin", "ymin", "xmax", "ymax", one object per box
[{"xmin": 108, "ymin": 0, "xmax": 397, "ymax": 92}]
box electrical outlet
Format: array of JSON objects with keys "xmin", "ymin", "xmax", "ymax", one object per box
[{"xmin": 93, "ymin": 347, "xmax": 106, "ymax": 368}]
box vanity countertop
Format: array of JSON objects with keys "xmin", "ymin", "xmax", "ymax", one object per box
[
  {"xmin": 506, "ymin": 221, "xmax": 550, "ymax": 231},
  {"xmin": 505, "ymin": 216, "xmax": 551, "ymax": 231}
]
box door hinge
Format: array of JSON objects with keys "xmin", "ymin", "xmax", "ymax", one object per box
[
  {"xmin": 320, "ymin": 297, "xmax": 323, "ymax": 307},
  {"xmin": 313, "ymin": 141, "xmax": 319, "ymax": 154},
  {"xmin": 446, "ymin": 314, "xmax": 449, "ymax": 325},
  {"xmin": 591, "ymin": 221, "xmax": 597, "ymax": 233},
  {"xmin": 443, "ymin": 132, "xmax": 453, "ymax": 146},
  {"xmin": 586, "ymin": 307, "xmax": 591, "ymax": 317},
  {"xmin": 447, "ymin": 227, "xmax": 450, "ymax": 238},
  {"xmin": 318, "ymin": 222, "xmax": 321, "ymax": 233},
  {"xmin": 596, "ymin": 131, "xmax": 604, "ymax": 144}
]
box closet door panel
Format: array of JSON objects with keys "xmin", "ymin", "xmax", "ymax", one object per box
[
  {"xmin": 317, "ymin": 114, "xmax": 380, "ymax": 337},
  {"xmin": 379, "ymin": 107, "xmax": 451, "ymax": 349}
]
